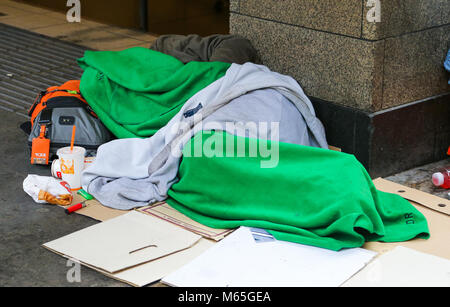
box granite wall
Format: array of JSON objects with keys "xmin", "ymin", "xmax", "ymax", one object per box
[{"xmin": 230, "ymin": 0, "xmax": 450, "ymax": 112}]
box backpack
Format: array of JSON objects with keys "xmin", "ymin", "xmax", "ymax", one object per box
[{"xmin": 24, "ymin": 80, "xmax": 112, "ymax": 165}]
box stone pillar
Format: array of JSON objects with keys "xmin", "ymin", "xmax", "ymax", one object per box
[{"xmin": 230, "ymin": 0, "xmax": 450, "ymax": 177}]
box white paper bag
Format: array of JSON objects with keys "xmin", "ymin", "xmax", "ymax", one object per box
[{"xmin": 23, "ymin": 174, "xmax": 73, "ymax": 205}]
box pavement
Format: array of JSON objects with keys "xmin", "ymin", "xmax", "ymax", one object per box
[
  {"xmin": 0, "ymin": 0, "xmax": 449, "ymax": 287},
  {"xmin": 0, "ymin": 0, "xmax": 157, "ymax": 51}
]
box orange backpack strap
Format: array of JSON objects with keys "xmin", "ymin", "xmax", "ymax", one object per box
[{"xmin": 28, "ymin": 91, "xmax": 46, "ymax": 117}]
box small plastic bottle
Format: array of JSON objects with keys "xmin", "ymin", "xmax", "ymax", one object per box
[{"xmin": 432, "ymin": 167, "xmax": 450, "ymax": 189}]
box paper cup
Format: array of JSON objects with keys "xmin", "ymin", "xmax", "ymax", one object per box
[
  {"xmin": 51, "ymin": 156, "xmax": 96, "ymax": 179},
  {"xmin": 56, "ymin": 146, "xmax": 86, "ymax": 191}
]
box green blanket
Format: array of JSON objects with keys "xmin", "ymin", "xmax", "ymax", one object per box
[
  {"xmin": 78, "ymin": 47, "xmax": 230, "ymax": 138},
  {"xmin": 166, "ymin": 131, "xmax": 430, "ymax": 251}
]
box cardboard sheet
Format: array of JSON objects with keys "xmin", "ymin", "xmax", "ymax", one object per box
[
  {"xmin": 162, "ymin": 227, "xmax": 377, "ymax": 287},
  {"xmin": 137, "ymin": 202, "xmax": 233, "ymax": 241},
  {"xmin": 43, "ymin": 211, "xmax": 201, "ymax": 274},
  {"xmin": 374, "ymin": 177, "xmax": 450, "ymax": 215},
  {"xmin": 366, "ymin": 178, "xmax": 450, "ymax": 260},
  {"xmin": 111, "ymin": 238, "xmax": 215, "ymax": 286},
  {"xmin": 63, "ymin": 192, "xmax": 127, "ymax": 221},
  {"xmin": 343, "ymin": 246, "xmax": 450, "ymax": 287},
  {"xmin": 47, "ymin": 237, "xmax": 215, "ymax": 287}
]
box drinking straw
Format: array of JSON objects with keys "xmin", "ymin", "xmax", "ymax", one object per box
[{"xmin": 70, "ymin": 125, "xmax": 76, "ymax": 152}]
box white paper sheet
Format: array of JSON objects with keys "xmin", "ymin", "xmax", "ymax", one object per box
[
  {"xmin": 162, "ymin": 227, "xmax": 377, "ymax": 287},
  {"xmin": 343, "ymin": 246, "xmax": 450, "ymax": 287}
]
